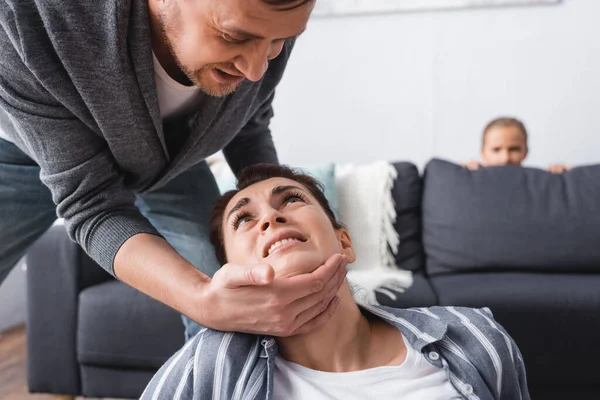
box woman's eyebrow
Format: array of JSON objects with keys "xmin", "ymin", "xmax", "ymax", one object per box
[
  {"xmin": 271, "ymin": 185, "xmax": 306, "ymax": 196},
  {"xmin": 226, "ymin": 185, "xmax": 307, "ymax": 221},
  {"xmin": 226, "ymin": 197, "xmax": 251, "ymax": 222}
]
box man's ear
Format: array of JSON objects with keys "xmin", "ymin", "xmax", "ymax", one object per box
[{"xmin": 338, "ymin": 229, "xmax": 356, "ymax": 263}]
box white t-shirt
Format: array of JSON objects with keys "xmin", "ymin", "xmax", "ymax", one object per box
[
  {"xmin": 273, "ymin": 334, "xmax": 461, "ymax": 400},
  {"xmin": 152, "ymin": 53, "xmax": 200, "ymax": 120}
]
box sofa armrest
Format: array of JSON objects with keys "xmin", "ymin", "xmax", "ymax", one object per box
[{"xmin": 26, "ymin": 224, "xmax": 112, "ymax": 395}]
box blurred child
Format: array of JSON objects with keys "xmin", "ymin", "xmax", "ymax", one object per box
[{"xmin": 462, "ymin": 117, "xmax": 571, "ymax": 174}]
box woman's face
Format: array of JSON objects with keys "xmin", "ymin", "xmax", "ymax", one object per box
[{"xmin": 221, "ymin": 177, "xmax": 354, "ymax": 278}]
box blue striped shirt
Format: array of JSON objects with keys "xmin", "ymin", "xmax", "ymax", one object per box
[{"xmin": 141, "ymin": 305, "xmax": 530, "ymax": 400}]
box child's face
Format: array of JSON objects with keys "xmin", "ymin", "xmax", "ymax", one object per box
[{"xmin": 481, "ymin": 125, "xmax": 528, "ymax": 167}]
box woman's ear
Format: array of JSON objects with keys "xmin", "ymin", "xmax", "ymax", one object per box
[{"xmin": 338, "ymin": 229, "xmax": 356, "ymax": 263}]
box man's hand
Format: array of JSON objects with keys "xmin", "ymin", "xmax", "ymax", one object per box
[
  {"xmin": 461, "ymin": 160, "xmax": 481, "ymax": 170},
  {"xmin": 195, "ymin": 253, "xmax": 348, "ymax": 337}
]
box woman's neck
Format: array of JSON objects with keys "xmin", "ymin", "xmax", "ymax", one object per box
[{"xmin": 276, "ymin": 285, "xmax": 407, "ymax": 372}]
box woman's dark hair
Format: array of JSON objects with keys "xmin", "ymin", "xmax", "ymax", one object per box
[{"xmin": 210, "ymin": 163, "xmax": 343, "ymax": 265}]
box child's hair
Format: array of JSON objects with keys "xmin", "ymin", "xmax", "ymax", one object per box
[
  {"xmin": 482, "ymin": 117, "xmax": 528, "ymax": 148},
  {"xmin": 209, "ymin": 163, "xmax": 343, "ymax": 265}
]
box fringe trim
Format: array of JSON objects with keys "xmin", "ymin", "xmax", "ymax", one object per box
[
  {"xmin": 349, "ymin": 268, "xmax": 413, "ymax": 305},
  {"xmin": 380, "ymin": 162, "xmax": 400, "ymax": 268}
]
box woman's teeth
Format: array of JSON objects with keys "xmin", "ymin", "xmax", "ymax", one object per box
[{"xmin": 268, "ymin": 238, "xmax": 300, "ymax": 255}]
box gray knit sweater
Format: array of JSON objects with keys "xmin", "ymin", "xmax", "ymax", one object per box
[{"xmin": 0, "ymin": 0, "xmax": 292, "ymax": 274}]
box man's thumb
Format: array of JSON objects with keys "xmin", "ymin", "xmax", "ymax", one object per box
[
  {"xmin": 245, "ymin": 264, "xmax": 275, "ymax": 285},
  {"xmin": 222, "ymin": 263, "xmax": 275, "ymax": 287}
]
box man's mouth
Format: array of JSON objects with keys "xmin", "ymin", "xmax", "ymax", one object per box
[{"xmin": 212, "ymin": 68, "xmax": 245, "ymax": 85}]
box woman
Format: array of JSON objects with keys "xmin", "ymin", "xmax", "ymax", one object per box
[{"xmin": 141, "ymin": 164, "xmax": 529, "ymax": 400}]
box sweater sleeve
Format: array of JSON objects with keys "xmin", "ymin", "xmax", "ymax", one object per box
[{"xmin": 0, "ymin": 5, "xmax": 160, "ymax": 275}]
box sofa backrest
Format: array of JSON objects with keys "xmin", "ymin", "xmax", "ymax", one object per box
[
  {"xmin": 422, "ymin": 158, "xmax": 600, "ymax": 275},
  {"xmin": 391, "ymin": 162, "xmax": 425, "ymax": 272}
]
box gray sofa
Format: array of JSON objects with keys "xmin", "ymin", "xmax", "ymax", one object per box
[{"xmin": 27, "ymin": 159, "xmax": 600, "ymax": 399}]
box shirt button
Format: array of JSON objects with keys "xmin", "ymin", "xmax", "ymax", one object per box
[
  {"xmin": 428, "ymin": 351, "xmax": 440, "ymax": 361},
  {"xmin": 464, "ymin": 384, "xmax": 473, "ymax": 394}
]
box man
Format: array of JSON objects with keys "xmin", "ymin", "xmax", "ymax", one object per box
[
  {"xmin": 462, "ymin": 117, "xmax": 571, "ymax": 174},
  {"xmin": 0, "ymin": 0, "xmax": 346, "ymax": 340},
  {"xmin": 141, "ymin": 163, "xmax": 529, "ymax": 399}
]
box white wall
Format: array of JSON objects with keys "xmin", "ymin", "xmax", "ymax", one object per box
[{"xmin": 271, "ymin": 0, "xmax": 600, "ymax": 169}]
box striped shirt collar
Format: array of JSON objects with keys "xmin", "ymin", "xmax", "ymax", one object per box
[{"xmin": 257, "ymin": 304, "xmax": 449, "ymax": 359}]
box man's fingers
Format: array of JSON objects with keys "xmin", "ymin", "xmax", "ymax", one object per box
[
  {"xmin": 286, "ymin": 261, "xmax": 347, "ymax": 316},
  {"xmin": 218, "ymin": 263, "xmax": 275, "ymax": 288},
  {"xmin": 278, "ymin": 253, "xmax": 346, "ymax": 302},
  {"xmin": 290, "ymin": 296, "xmax": 341, "ymax": 336},
  {"xmin": 312, "ymin": 253, "xmax": 347, "ymax": 295}
]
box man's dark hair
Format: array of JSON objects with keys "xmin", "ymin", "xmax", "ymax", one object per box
[
  {"xmin": 482, "ymin": 117, "xmax": 528, "ymax": 148},
  {"xmin": 210, "ymin": 163, "xmax": 343, "ymax": 265},
  {"xmin": 262, "ymin": 0, "xmax": 314, "ymax": 11}
]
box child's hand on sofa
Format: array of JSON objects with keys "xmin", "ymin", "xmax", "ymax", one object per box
[
  {"xmin": 547, "ymin": 164, "xmax": 571, "ymax": 174},
  {"xmin": 460, "ymin": 160, "xmax": 480, "ymax": 170}
]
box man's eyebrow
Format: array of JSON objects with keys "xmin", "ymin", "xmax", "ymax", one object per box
[
  {"xmin": 222, "ymin": 27, "xmax": 306, "ymax": 41},
  {"xmin": 226, "ymin": 197, "xmax": 251, "ymax": 222},
  {"xmin": 271, "ymin": 185, "xmax": 306, "ymax": 196}
]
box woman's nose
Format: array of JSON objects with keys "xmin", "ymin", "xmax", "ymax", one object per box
[{"xmin": 260, "ymin": 213, "xmax": 287, "ymax": 232}]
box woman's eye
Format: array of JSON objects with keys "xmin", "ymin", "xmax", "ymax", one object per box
[
  {"xmin": 238, "ymin": 216, "xmax": 250, "ymax": 225},
  {"xmin": 284, "ymin": 195, "xmax": 306, "ymax": 205},
  {"xmin": 233, "ymin": 214, "xmax": 252, "ymax": 229}
]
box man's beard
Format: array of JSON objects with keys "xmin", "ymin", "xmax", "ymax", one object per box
[
  {"xmin": 157, "ymin": 10, "xmax": 242, "ymax": 97},
  {"xmin": 180, "ymin": 63, "xmax": 242, "ymax": 98}
]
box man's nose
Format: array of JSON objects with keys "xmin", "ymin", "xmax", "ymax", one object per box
[
  {"xmin": 245, "ymin": 58, "xmax": 268, "ymax": 82},
  {"xmin": 239, "ymin": 41, "xmax": 284, "ymax": 82}
]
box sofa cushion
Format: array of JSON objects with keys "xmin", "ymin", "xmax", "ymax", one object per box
[
  {"xmin": 77, "ymin": 281, "xmax": 185, "ymax": 369},
  {"xmin": 391, "ymin": 162, "xmax": 424, "ymax": 272},
  {"xmin": 80, "ymin": 365, "xmax": 154, "ymax": 399},
  {"xmin": 422, "ymin": 158, "xmax": 600, "ymax": 275},
  {"xmin": 430, "ymin": 272, "xmax": 600, "ymax": 387}
]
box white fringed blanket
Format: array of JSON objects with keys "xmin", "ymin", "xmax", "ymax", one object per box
[{"xmin": 335, "ymin": 161, "xmax": 413, "ymax": 304}]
